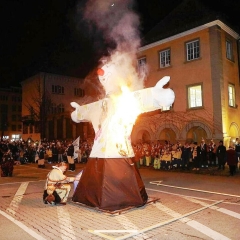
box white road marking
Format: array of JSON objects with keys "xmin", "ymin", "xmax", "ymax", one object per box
[
  {"xmin": 149, "ymin": 181, "xmax": 240, "ymax": 198},
  {"xmin": 184, "ymin": 196, "xmax": 240, "ymax": 219},
  {"xmin": 90, "ymin": 214, "xmax": 151, "ymax": 240},
  {"xmin": 155, "ymin": 202, "xmax": 230, "ymax": 240},
  {"xmin": 1, "ymin": 182, "xmax": 46, "ymax": 240},
  {"xmin": 6, "ymin": 182, "xmax": 29, "ymax": 215},
  {"xmin": 0, "ymin": 209, "xmax": 46, "ymax": 240},
  {"xmin": 57, "ymin": 206, "xmax": 77, "ymax": 240},
  {"xmin": 90, "ymin": 200, "xmax": 224, "ymax": 240}
]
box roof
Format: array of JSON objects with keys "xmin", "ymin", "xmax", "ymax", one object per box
[{"xmin": 141, "ymin": 0, "xmax": 240, "ymax": 46}]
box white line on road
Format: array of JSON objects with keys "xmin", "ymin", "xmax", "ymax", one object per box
[
  {"xmin": 57, "ymin": 206, "xmax": 77, "ymax": 240},
  {"xmin": 6, "ymin": 182, "xmax": 29, "ymax": 215},
  {"xmin": 155, "ymin": 202, "xmax": 230, "ymax": 240},
  {"xmin": 184, "ymin": 196, "xmax": 240, "ymax": 220},
  {"xmin": 0, "ymin": 209, "xmax": 47, "ymax": 240},
  {"xmin": 89, "ymin": 214, "xmax": 151, "ymax": 240},
  {"xmin": 149, "ymin": 181, "xmax": 240, "ymax": 198}
]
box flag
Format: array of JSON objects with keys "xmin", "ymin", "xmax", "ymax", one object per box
[{"xmin": 73, "ymin": 136, "xmax": 80, "ymax": 159}]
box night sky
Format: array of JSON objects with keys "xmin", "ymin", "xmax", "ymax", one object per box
[{"xmin": 0, "ymin": 0, "xmax": 239, "ymax": 88}]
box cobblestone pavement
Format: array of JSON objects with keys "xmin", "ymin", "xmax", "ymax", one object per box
[{"xmin": 0, "ymin": 163, "xmax": 240, "ymax": 240}]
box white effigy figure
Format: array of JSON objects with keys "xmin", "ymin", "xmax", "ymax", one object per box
[{"xmin": 71, "ymin": 62, "xmax": 175, "ymax": 211}]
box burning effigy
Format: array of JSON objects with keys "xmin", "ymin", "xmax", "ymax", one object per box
[
  {"xmin": 71, "ymin": 60, "xmax": 175, "ymax": 211},
  {"xmin": 70, "ymin": 0, "xmax": 175, "ymax": 211}
]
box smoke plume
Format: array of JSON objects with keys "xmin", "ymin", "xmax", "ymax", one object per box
[{"xmin": 82, "ymin": 0, "xmax": 145, "ymax": 91}]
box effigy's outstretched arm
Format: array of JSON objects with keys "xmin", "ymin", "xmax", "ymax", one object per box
[
  {"xmin": 70, "ymin": 100, "xmax": 104, "ymax": 131},
  {"xmin": 133, "ymin": 76, "xmax": 175, "ymax": 114}
]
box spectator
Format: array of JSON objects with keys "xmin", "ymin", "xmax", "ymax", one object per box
[
  {"xmin": 37, "ymin": 144, "xmax": 46, "ymax": 168},
  {"xmin": 192, "ymin": 142, "xmax": 201, "ymax": 171},
  {"xmin": 181, "ymin": 142, "xmax": 191, "ymax": 170},
  {"xmin": 66, "ymin": 143, "xmax": 75, "ymax": 171},
  {"xmin": 216, "ymin": 140, "xmax": 226, "ymax": 170},
  {"xmin": 226, "ymin": 146, "xmax": 238, "ymax": 176},
  {"xmin": 1, "ymin": 148, "xmax": 14, "ymax": 177},
  {"xmin": 51, "ymin": 144, "xmax": 58, "ymax": 163},
  {"xmin": 200, "ymin": 138, "xmax": 208, "ymax": 168}
]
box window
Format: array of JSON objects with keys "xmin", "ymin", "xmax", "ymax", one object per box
[
  {"xmin": 159, "ymin": 49, "xmax": 171, "ymax": 68},
  {"xmin": 74, "ymin": 88, "xmax": 85, "ymax": 97},
  {"xmin": 12, "ymin": 115, "xmax": 16, "ymax": 121},
  {"xmin": 51, "ymin": 103, "xmax": 64, "ymax": 113},
  {"xmin": 11, "ymin": 125, "xmax": 16, "ymax": 131},
  {"xmin": 137, "ymin": 57, "xmax": 147, "ymax": 77},
  {"xmin": 188, "ymin": 84, "xmax": 203, "ymax": 108},
  {"xmin": 51, "ymin": 103, "xmax": 57, "ymax": 114},
  {"xmin": 186, "ymin": 40, "xmax": 200, "ymax": 61},
  {"xmin": 228, "ymin": 84, "xmax": 235, "ymax": 107},
  {"xmin": 226, "ymin": 40, "xmax": 233, "ymax": 61},
  {"xmin": 52, "ymin": 85, "xmax": 64, "ymax": 94},
  {"xmin": 12, "ymin": 105, "xmax": 17, "ymax": 112},
  {"xmin": 23, "ymin": 124, "xmax": 28, "ymax": 134},
  {"xmin": 12, "ymin": 134, "xmax": 20, "ymax": 140},
  {"xmin": 0, "ymin": 104, "xmax": 8, "ymax": 112},
  {"xmin": 0, "ymin": 95, "xmax": 8, "ymax": 101},
  {"xmin": 58, "ymin": 103, "xmax": 64, "ymax": 113}
]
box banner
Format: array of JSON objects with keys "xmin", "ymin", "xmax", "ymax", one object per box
[{"xmin": 73, "ymin": 136, "xmax": 80, "ymax": 160}]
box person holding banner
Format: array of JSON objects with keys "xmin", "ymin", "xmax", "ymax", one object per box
[{"xmin": 66, "ymin": 142, "xmax": 75, "ymax": 172}]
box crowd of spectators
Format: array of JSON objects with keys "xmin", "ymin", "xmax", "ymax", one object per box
[
  {"xmin": 133, "ymin": 138, "xmax": 240, "ymax": 175},
  {"xmin": 0, "ymin": 138, "xmax": 93, "ymax": 176},
  {"xmin": 1, "ymin": 137, "xmax": 240, "ymax": 177}
]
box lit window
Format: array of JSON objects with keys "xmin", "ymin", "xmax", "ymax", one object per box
[
  {"xmin": 186, "ymin": 40, "xmax": 200, "ymax": 61},
  {"xmin": 228, "ymin": 84, "xmax": 235, "ymax": 107},
  {"xmin": 137, "ymin": 57, "xmax": 147, "ymax": 77},
  {"xmin": 12, "ymin": 134, "xmax": 20, "ymax": 140},
  {"xmin": 226, "ymin": 40, "xmax": 233, "ymax": 61},
  {"xmin": 159, "ymin": 49, "xmax": 171, "ymax": 68},
  {"xmin": 188, "ymin": 85, "xmax": 202, "ymax": 108}
]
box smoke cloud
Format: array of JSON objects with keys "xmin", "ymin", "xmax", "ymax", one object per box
[{"xmin": 82, "ymin": 0, "xmax": 146, "ymax": 92}]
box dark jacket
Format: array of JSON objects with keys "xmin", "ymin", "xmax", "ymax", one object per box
[
  {"xmin": 67, "ymin": 145, "xmax": 74, "ymax": 157},
  {"xmin": 235, "ymin": 143, "xmax": 240, "ymax": 153},
  {"xmin": 38, "ymin": 147, "xmax": 46, "ymax": 159},
  {"xmin": 216, "ymin": 145, "xmax": 226, "ymax": 159},
  {"xmin": 226, "ymin": 149, "xmax": 238, "ymax": 166}
]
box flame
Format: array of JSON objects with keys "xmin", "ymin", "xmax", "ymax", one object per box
[{"xmin": 109, "ymin": 86, "xmax": 141, "ymax": 156}]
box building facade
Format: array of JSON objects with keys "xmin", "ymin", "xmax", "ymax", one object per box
[
  {"xmin": 21, "ymin": 72, "xmax": 98, "ymax": 142},
  {"xmin": 0, "ymin": 87, "xmax": 22, "ymax": 141},
  {"xmin": 132, "ymin": 19, "xmax": 240, "ymax": 147}
]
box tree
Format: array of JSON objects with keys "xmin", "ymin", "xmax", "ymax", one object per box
[{"xmin": 23, "ymin": 78, "xmax": 52, "ymax": 140}]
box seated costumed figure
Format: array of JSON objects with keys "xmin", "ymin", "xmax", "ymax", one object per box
[{"xmin": 43, "ymin": 162, "xmax": 79, "ymax": 205}]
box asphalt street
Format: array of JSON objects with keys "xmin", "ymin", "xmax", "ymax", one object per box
[{"xmin": 0, "ymin": 162, "xmax": 240, "ymax": 240}]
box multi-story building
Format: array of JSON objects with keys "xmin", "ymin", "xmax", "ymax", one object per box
[
  {"xmin": 21, "ymin": 72, "xmax": 100, "ymax": 142},
  {"xmin": 131, "ymin": 0, "xmax": 240, "ymax": 147},
  {"xmin": 0, "ymin": 86, "xmax": 22, "ymax": 141}
]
